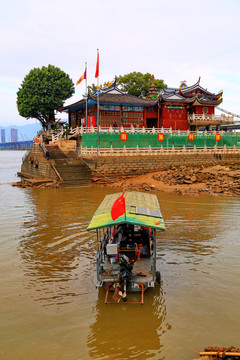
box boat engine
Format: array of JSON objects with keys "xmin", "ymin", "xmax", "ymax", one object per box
[{"xmin": 118, "ymin": 254, "xmax": 133, "ymax": 301}]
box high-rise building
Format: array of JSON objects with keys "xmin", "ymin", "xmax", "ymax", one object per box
[
  {"xmin": 10, "ymin": 128, "xmax": 18, "ymax": 142},
  {"xmin": 1, "ymin": 129, "xmax": 5, "ymax": 143}
]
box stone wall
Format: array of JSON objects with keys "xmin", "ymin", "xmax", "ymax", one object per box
[
  {"xmin": 49, "ymin": 139, "xmax": 76, "ymax": 151},
  {"xmin": 20, "ymin": 143, "xmax": 58, "ymax": 180},
  {"xmin": 83, "ymin": 152, "xmax": 240, "ymax": 176},
  {"xmin": 20, "ymin": 144, "xmax": 240, "ymax": 182}
]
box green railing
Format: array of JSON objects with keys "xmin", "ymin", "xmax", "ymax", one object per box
[{"xmin": 82, "ymin": 132, "xmax": 240, "ymax": 148}]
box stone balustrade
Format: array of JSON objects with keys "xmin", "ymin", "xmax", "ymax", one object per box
[
  {"xmin": 80, "ymin": 145, "xmax": 240, "ymax": 157},
  {"xmin": 188, "ymin": 114, "xmax": 234, "ymax": 125}
]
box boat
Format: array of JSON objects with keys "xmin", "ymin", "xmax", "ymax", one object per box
[
  {"xmin": 194, "ymin": 346, "xmax": 240, "ymax": 359},
  {"xmin": 87, "ymin": 190, "xmax": 165, "ymax": 304}
]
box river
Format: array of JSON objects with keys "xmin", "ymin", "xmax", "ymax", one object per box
[{"xmin": 0, "ymin": 150, "xmax": 240, "ymax": 360}]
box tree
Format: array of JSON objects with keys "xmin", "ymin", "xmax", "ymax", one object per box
[
  {"xmin": 17, "ymin": 65, "xmax": 74, "ymax": 129},
  {"xmin": 116, "ymin": 72, "xmax": 167, "ymax": 97}
]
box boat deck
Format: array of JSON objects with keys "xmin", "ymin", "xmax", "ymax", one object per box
[{"xmin": 100, "ymin": 257, "xmax": 153, "ymax": 284}]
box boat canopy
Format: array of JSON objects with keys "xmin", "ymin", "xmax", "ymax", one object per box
[{"xmin": 87, "ymin": 191, "xmax": 165, "ymax": 231}]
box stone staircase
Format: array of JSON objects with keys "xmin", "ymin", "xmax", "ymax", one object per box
[{"xmin": 45, "ymin": 145, "xmax": 91, "ymax": 186}]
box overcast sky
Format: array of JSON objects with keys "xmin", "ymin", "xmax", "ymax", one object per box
[{"xmin": 1, "ymin": 0, "xmax": 240, "ymax": 126}]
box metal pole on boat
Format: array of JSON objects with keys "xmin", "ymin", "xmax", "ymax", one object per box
[
  {"xmin": 123, "ymin": 188, "xmax": 126, "ymax": 221},
  {"xmin": 85, "ymin": 62, "xmax": 88, "ymax": 131}
]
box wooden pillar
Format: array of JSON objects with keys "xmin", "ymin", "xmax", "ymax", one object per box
[
  {"xmin": 144, "ymin": 108, "xmax": 147, "ymax": 128},
  {"xmin": 120, "ymin": 105, "xmax": 123, "ymax": 127},
  {"xmin": 68, "ymin": 112, "xmax": 71, "ymax": 128}
]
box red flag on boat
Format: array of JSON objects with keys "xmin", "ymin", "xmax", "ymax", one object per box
[
  {"xmin": 95, "ymin": 49, "xmax": 99, "ymax": 78},
  {"xmin": 111, "ymin": 191, "xmax": 125, "ymax": 221}
]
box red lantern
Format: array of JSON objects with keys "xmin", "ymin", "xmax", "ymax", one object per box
[
  {"xmin": 215, "ymin": 134, "xmax": 221, "ymax": 142},
  {"xmin": 158, "ymin": 133, "xmax": 165, "ymax": 141},
  {"xmin": 188, "ymin": 133, "xmax": 195, "ymax": 141},
  {"xmin": 120, "ymin": 132, "xmax": 128, "ymax": 141}
]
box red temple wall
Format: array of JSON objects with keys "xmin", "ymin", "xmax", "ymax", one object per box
[
  {"xmin": 145, "ymin": 112, "xmax": 158, "ymax": 119},
  {"xmin": 194, "ymin": 106, "xmax": 214, "ymax": 115},
  {"xmin": 160, "ymin": 107, "xmax": 189, "ymax": 130},
  {"xmin": 68, "ymin": 104, "xmax": 217, "ymax": 130},
  {"xmin": 162, "ymin": 120, "xmax": 189, "ymax": 130}
]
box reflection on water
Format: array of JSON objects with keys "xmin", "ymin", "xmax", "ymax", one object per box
[
  {"xmin": 87, "ymin": 286, "xmax": 169, "ymax": 360},
  {"xmin": 18, "ymin": 188, "xmax": 99, "ymax": 306},
  {"xmin": 1, "ymin": 152, "xmax": 240, "ymax": 360}
]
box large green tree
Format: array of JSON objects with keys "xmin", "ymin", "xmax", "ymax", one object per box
[
  {"xmin": 117, "ymin": 72, "xmax": 167, "ymax": 97},
  {"xmin": 17, "ymin": 65, "xmax": 74, "ymax": 129}
]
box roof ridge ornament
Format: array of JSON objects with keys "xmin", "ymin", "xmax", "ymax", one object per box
[{"xmin": 179, "ymin": 80, "xmax": 187, "ymax": 92}]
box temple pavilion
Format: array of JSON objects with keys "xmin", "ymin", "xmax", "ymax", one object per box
[{"xmin": 63, "ymin": 78, "xmax": 233, "ymax": 131}]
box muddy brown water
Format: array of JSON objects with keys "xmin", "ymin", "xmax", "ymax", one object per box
[{"xmin": 0, "ymin": 151, "xmax": 240, "ymax": 360}]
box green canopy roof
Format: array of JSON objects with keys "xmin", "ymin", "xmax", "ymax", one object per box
[{"xmin": 87, "ymin": 191, "xmax": 165, "ymax": 231}]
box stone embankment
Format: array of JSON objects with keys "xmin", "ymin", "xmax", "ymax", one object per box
[
  {"xmin": 17, "ymin": 143, "xmax": 91, "ymax": 187},
  {"xmin": 16, "ymin": 141, "xmax": 240, "ymax": 195},
  {"xmin": 92, "ymin": 165, "xmax": 240, "ymax": 197}
]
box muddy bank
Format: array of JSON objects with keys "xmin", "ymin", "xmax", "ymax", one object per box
[
  {"xmin": 13, "ymin": 178, "xmax": 60, "ymax": 189},
  {"xmin": 13, "ymin": 165, "xmax": 240, "ymax": 196},
  {"xmin": 92, "ymin": 165, "xmax": 240, "ymax": 197}
]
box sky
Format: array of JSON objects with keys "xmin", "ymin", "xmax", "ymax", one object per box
[{"xmin": 1, "ymin": 0, "xmax": 240, "ymax": 126}]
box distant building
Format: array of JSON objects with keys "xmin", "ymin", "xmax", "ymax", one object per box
[
  {"xmin": 1, "ymin": 129, "xmax": 5, "ymax": 143},
  {"xmin": 11, "ymin": 128, "xmax": 18, "ymax": 142}
]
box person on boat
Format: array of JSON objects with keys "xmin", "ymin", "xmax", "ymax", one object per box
[{"xmin": 112, "ymin": 224, "xmax": 126, "ymax": 244}]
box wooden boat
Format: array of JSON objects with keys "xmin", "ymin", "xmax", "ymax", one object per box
[
  {"xmin": 194, "ymin": 346, "xmax": 240, "ymax": 359},
  {"xmin": 87, "ymin": 191, "xmax": 165, "ymax": 304}
]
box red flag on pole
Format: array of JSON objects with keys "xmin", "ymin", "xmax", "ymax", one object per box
[
  {"xmin": 111, "ymin": 191, "xmax": 125, "ymax": 221},
  {"xmin": 95, "ymin": 49, "xmax": 99, "ymax": 78}
]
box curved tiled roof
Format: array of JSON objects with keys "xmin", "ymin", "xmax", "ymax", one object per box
[
  {"xmin": 63, "ymin": 81, "xmax": 222, "ymax": 111},
  {"xmin": 161, "ymin": 92, "xmax": 194, "ymax": 103},
  {"xmin": 63, "ymin": 87, "xmax": 159, "ymax": 112},
  {"xmin": 63, "ymin": 99, "xmax": 85, "ymax": 111},
  {"xmin": 96, "ymin": 92, "xmax": 158, "ymax": 106},
  {"xmin": 180, "ymin": 78, "xmax": 218, "ymax": 97}
]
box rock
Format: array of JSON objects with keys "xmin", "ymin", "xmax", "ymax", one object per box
[
  {"xmin": 183, "ymin": 179, "xmax": 193, "ymax": 184},
  {"xmin": 90, "ymin": 164, "xmax": 240, "ymax": 198},
  {"xmin": 91, "ymin": 177, "xmax": 100, "ymax": 182},
  {"xmin": 214, "ymin": 188, "xmax": 224, "ymax": 193}
]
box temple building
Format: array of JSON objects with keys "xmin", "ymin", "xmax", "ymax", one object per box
[{"xmin": 63, "ymin": 78, "xmax": 232, "ymax": 131}]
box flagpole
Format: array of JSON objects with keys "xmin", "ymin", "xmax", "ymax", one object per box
[
  {"xmin": 97, "ymin": 49, "xmax": 100, "ymax": 149},
  {"xmin": 97, "ymin": 72, "xmax": 99, "ymax": 143},
  {"xmin": 123, "ymin": 188, "xmax": 126, "ymax": 221},
  {"xmin": 85, "ymin": 62, "xmax": 88, "ymax": 131}
]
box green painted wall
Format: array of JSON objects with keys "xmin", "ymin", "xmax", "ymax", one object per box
[{"xmin": 82, "ymin": 132, "xmax": 240, "ymax": 148}]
